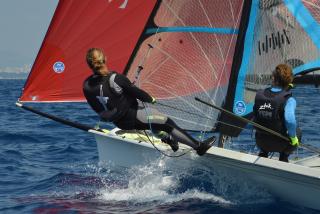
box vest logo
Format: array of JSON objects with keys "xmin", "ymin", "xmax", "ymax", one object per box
[
  {"xmin": 97, "ymin": 96, "xmax": 109, "ymax": 105},
  {"xmin": 235, "ymin": 101, "xmax": 246, "ymax": 115},
  {"xmin": 108, "ymin": 0, "xmax": 128, "ymax": 9},
  {"xmin": 53, "ymin": 61, "xmax": 65, "ymax": 73},
  {"xmin": 259, "ymin": 103, "xmax": 272, "ymax": 110},
  {"xmin": 96, "ymin": 95, "xmax": 109, "ymax": 110},
  {"xmin": 258, "ymin": 102, "xmax": 273, "ymax": 119}
]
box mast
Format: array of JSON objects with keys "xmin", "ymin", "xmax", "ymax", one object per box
[{"xmin": 216, "ymin": 0, "xmax": 253, "ymax": 146}]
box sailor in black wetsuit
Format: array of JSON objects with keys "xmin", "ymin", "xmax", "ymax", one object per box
[
  {"xmin": 253, "ymin": 64, "xmax": 300, "ymax": 162},
  {"xmin": 83, "ymin": 48, "xmax": 214, "ymax": 155}
]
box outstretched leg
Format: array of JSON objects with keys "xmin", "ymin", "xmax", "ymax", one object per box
[{"xmin": 135, "ymin": 106, "xmax": 214, "ymax": 155}]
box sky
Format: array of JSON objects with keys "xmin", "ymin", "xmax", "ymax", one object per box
[{"xmin": 0, "ymin": 0, "xmax": 58, "ymax": 67}]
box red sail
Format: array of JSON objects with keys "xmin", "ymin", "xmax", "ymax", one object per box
[{"xmin": 19, "ymin": 0, "xmax": 157, "ymax": 102}]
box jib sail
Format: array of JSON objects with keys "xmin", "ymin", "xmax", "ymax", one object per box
[{"xmin": 19, "ymin": 0, "xmax": 157, "ymax": 102}]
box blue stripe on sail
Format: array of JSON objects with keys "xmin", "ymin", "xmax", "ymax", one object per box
[
  {"xmin": 146, "ymin": 27, "xmax": 239, "ymax": 34},
  {"xmin": 233, "ymin": 0, "xmax": 260, "ymax": 116},
  {"xmin": 293, "ymin": 60, "xmax": 320, "ymax": 74},
  {"xmin": 284, "ymin": 0, "xmax": 320, "ymax": 50}
]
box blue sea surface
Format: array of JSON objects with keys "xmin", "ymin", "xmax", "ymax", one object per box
[{"xmin": 1, "ymin": 79, "xmax": 320, "ymax": 214}]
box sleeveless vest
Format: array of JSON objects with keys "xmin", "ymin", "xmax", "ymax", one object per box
[{"xmin": 253, "ymin": 88, "xmax": 292, "ymax": 148}]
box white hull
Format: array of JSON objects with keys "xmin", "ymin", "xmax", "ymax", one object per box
[{"xmin": 91, "ymin": 129, "xmax": 320, "ymax": 211}]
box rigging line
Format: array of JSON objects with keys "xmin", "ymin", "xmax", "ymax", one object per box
[
  {"xmin": 133, "ymin": 26, "xmax": 161, "ymax": 85},
  {"xmin": 162, "ymin": 0, "xmax": 218, "ymax": 80},
  {"xmin": 142, "ymin": 56, "xmax": 170, "ymax": 83},
  {"xmin": 303, "ymin": 0, "xmax": 320, "ymax": 10},
  {"xmin": 195, "ymin": 97, "xmax": 291, "ymax": 141},
  {"xmin": 210, "ymin": 1, "xmax": 244, "ymax": 106},
  {"xmin": 142, "ymin": 102, "xmax": 192, "ymax": 157},
  {"xmin": 151, "ymin": 45, "xmax": 212, "ymax": 100},
  {"xmin": 198, "ymin": 0, "xmax": 225, "ymax": 60},
  {"xmin": 142, "ymin": 130, "xmax": 192, "ymax": 157},
  {"xmin": 168, "ymin": 113, "xmax": 213, "ymax": 129},
  {"xmin": 158, "ymin": 102, "xmax": 245, "ymax": 131},
  {"xmin": 228, "ymin": 0, "xmax": 236, "ymax": 23},
  {"xmin": 146, "ymin": 81, "xmax": 210, "ymax": 115},
  {"xmin": 195, "ymin": 97, "xmax": 320, "ymax": 154},
  {"xmin": 157, "ymin": 102, "xmax": 214, "ymax": 120},
  {"xmin": 133, "ymin": 2, "xmax": 171, "ymax": 84},
  {"xmin": 133, "ymin": 43, "xmax": 154, "ymax": 86}
]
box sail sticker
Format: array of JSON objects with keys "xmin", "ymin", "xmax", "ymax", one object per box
[
  {"xmin": 31, "ymin": 96, "xmax": 38, "ymax": 101},
  {"xmin": 257, "ymin": 29, "xmax": 291, "ymax": 55},
  {"xmin": 53, "ymin": 62, "xmax": 65, "ymax": 73},
  {"xmin": 108, "ymin": 0, "xmax": 128, "ymax": 9},
  {"xmin": 234, "ymin": 101, "xmax": 246, "ymax": 115}
]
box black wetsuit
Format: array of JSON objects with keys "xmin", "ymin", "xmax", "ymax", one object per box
[
  {"xmin": 83, "ymin": 72, "xmax": 151, "ymax": 126},
  {"xmin": 83, "ymin": 72, "xmax": 200, "ymax": 149}
]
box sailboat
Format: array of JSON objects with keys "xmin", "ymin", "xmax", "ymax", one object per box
[{"xmin": 16, "ymin": 0, "xmax": 320, "ymax": 210}]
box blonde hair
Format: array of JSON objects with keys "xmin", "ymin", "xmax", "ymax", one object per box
[
  {"xmin": 273, "ymin": 64, "xmax": 293, "ymax": 88},
  {"xmin": 86, "ymin": 48, "xmax": 106, "ymax": 71}
]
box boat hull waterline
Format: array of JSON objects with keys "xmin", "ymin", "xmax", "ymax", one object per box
[{"xmin": 91, "ymin": 128, "xmax": 320, "ymax": 211}]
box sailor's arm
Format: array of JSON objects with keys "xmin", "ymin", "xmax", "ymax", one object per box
[
  {"xmin": 284, "ymin": 97, "xmax": 299, "ymax": 146},
  {"xmin": 114, "ymin": 74, "xmax": 153, "ymax": 103}
]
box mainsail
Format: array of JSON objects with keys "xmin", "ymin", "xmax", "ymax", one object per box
[{"xmin": 125, "ymin": 0, "xmax": 245, "ymax": 131}]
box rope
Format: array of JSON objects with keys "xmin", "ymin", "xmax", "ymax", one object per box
[
  {"xmin": 142, "ymin": 102, "xmax": 192, "ymax": 157},
  {"xmin": 157, "ymin": 102, "xmax": 214, "ymax": 120},
  {"xmin": 132, "ymin": 44, "xmax": 154, "ymax": 86},
  {"xmin": 133, "ymin": 26, "xmax": 161, "ymax": 86},
  {"xmin": 142, "ymin": 130, "xmax": 192, "ymax": 158},
  {"xmin": 157, "ymin": 102, "xmax": 252, "ymax": 131}
]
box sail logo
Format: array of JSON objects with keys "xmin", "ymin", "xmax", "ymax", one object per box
[
  {"xmin": 107, "ymin": 0, "xmax": 128, "ymax": 9},
  {"xmin": 235, "ymin": 101, "xmax": 246, "ymax": 115},
  {"xmin": 257, "ymin": 29, "xmax": 290, "ymax": 55},
  {"xmin": 53, "ymin": 62, "xmax": 65, "ymax": 73}
]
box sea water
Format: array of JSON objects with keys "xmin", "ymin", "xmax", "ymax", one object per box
[{"xmin": 1, "ymin": 79, "xmax": 320, "ymax": 214}]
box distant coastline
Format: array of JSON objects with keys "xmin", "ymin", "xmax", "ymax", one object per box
[{"xmin": 0, "ymin": 64, "xmax": 31, "ymax": 79}]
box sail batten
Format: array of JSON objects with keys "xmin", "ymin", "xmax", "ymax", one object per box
[{"xmin": 146, "ymin": 27, "xmax": 239, "ymax": 34}]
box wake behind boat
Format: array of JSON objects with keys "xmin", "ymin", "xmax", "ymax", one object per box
[{"xmin": 17, "ymin": 0, "xmax": 320, "ymax": 211}]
